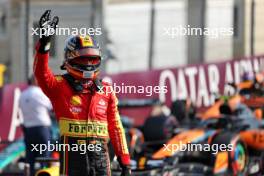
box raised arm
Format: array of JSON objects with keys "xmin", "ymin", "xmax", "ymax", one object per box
[{"xmin": 33, "ymin": 10, "xmax": 59, "ymax": 97}]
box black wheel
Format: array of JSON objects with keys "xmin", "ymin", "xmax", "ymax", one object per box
[{"xmin": 212, "ymin": 132, "xmax": 248, "ymax": 175}]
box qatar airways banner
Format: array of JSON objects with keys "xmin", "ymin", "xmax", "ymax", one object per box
[
  {"xmin": 0, "ymin": 55, "xmax": 263, "ymax": 139},
  {"xmin": 0, "ymin": 84, "xmax": 26, "ymax": 143},
  {"xmin": 104, "ymin": 55, "xmax": 264, "ymax": 124}
]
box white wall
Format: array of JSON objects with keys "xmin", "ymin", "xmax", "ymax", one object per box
[
  {"xmin": 106, "ymin": 0, "xmax": 236, "ymax": 74},
  {"xmin": 106, "ymin": 1, "xmax": 187, "ymax": 74},
  {"xmin": 205, "ymin": 0, "xmax": 234, "ymax": 62}
]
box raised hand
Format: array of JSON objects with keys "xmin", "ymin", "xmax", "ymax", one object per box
[{"xmin": 38, "ymin": 10, "xmax": 59, "ymax": 53}]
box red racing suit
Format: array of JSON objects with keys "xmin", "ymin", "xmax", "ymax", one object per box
[{"xmin": 34, "ymin": 43, "xmax": 130, "ymax": 176}]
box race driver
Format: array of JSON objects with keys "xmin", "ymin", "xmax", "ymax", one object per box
[{"xmin": 33, "ymin": 10, "xmax": 131, "ymax": 176}]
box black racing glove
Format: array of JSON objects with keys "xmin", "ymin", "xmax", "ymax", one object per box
[
  {"xmin": 38, "ymin": 10, "xmax": 59, "ymax": 53},
  {"xmin": 117, "ymin": 157, "xmax": 131, "ymax": 176},
  {"xmin": 121, "ymin": 166, "xmax": 131, "ymax": 176}
]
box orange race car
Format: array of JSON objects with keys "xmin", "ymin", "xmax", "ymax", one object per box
[
  {"xmin": 147, "ymin": 115, "xmax": 264, "ymax": 176},
  {"xmin": 130, "ymin": 74, "xmax": 264, "ymax": 176}
]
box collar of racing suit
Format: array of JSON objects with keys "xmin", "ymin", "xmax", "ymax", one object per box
[{"xmin": 63, "ymin": 74, "xmax": 103, "ymax": 94}]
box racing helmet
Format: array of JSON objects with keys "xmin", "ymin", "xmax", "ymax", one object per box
[
  {"xmin": 241, "ymin": 72, "xmax": 254, "ymax": 82},
  {"xmin": 62, "ymin": 35, "xmax": 102, "ymax": 79}
]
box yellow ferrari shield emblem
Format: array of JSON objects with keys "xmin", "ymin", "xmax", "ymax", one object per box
[{"xmin": 81, "ymin": 36, "xmax": 94, "ymax": 47}]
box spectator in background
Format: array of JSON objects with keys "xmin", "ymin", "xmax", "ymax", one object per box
[
  {"xmin": 142, "ymin": 103, "xmax": 178, "ymax": 144},
  {"xmin": 228, "ymin": 95, "xmax": 255, "ymax": 119},
  {"xmin": 19, "ymin": 76, "xmax": 52, "ymax": 176},
  {"xmin": 170, "ymin": 98, "xmax": 197, "ymax": 126}
]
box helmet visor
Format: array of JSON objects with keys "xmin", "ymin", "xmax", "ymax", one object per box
[
  {"xmin": 66, "ymin": 48, "xmax": 101, "ymax": 60},
  {"xmin": 69, "ymin": 57, "xmax": 101, "ymax": 71}
]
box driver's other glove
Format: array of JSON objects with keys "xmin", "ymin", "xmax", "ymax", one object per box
[
  {"xmin": 38, "ymin": 10, "xmax": 59, "ymax": 53},
  {"xmin": 118, "ymin": 157, "xmax": 131, "ymax": 176},
  {"xmin": 121, "ymin": 166, "xmax": 131, "ymax": 176}
]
